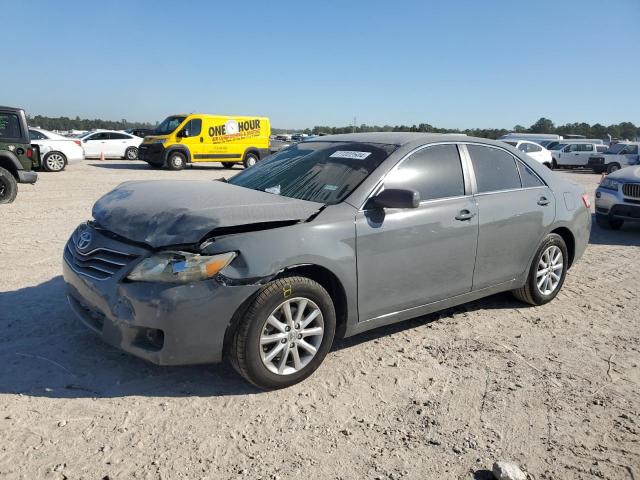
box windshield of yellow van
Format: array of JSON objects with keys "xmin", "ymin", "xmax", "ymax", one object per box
[
  {"xmin": 154, "ymin": 116, "xmax": 186, "ymax": 135},
  {"xmin": 228, "ymin": 141, "xmax": 397, "ymax": 204}
]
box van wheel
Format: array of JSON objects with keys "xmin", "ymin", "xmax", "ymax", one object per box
[
  {"xmin": 512, "ymin": 233, "xmax": 568, "ymax": 306},
  {"xmin": 125, "ymin": 147, "xmax": 138, "ymax": 160},
  {"xmin": 606, "ymin": 163, "xmax": 621, "ymax": 174},
  {"xmin": 43, "ymin": 152, "xmax": 67, "ymax": 172},
  {"xmin": 243, "ymin": 153, "xmax": 258, "ymax": 168},
  {"xmin": 167, "ymin": 151, "xmax": 186, "ymax": 170},
  {"xmin": 222, "ymin": 162, "xmax": 235, "ymax": 169},
  {"xmin": 230, "ymin": 275, "xmax": 336, "ymax": 390},
  {"xmin": 0, "ymin": 167, "xmax": 18, "ymax": 204}
]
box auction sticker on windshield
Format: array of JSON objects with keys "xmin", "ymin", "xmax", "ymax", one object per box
[{"xmin": 329, "ymin": 151, "xmax": 372, "ymax": 160}]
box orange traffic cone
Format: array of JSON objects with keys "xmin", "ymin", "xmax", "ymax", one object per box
[{"xmin": 99, "ymin": 152, "xmax": 105, "ymax": 161}]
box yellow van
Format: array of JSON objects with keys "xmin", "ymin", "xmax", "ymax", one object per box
[{"xmin": 138, "ymin": 114, "xmax": 271, "ymax": 170}]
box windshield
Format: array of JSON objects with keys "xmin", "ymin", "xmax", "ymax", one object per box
[
  {"xmin": 154, "ymin": 115, "xmax": 186, "ymax": 135},
  {"xmin": 604, "ymin": 143, "xmax": 627, "ymax": 154},
  {"xmin": 228, "ymin": 141, "xmax": 397, "ymax": 204}
]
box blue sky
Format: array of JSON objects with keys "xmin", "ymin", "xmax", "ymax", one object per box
[{"xmin": 4, "ymin": 0, "xmax": 639, "ymax": 129}]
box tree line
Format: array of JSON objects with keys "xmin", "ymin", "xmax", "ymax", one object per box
[
  {"xmin": 289, "ymin": 117, "xmax": 640, "ymax": 141},
  {"xmin": 29, "ymin": 114, "xmax": 640, "ymax": 141}
]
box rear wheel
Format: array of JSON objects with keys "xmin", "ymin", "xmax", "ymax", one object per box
[
  {"xmin": 243, "ymin": 152, "xmax": 258, "ymax": 168},
  {"xmin": 606, "ymin": 163, "xmax": 621, "ymax": 174},
  {"xmin": 595, "ymin": 213, "xmax": 624, "ymax": 230},
  {"xmin": 512, "ymin": 233, "xmax": 568, "ymax": 306},
  {"xmin": 125, "ymin": 147, "xmax": 138, "ymax": 160},
  {"xmin": 230, "ymin": 275, "xmax": 336, "ymax": 389},
  {"xmin": 0, "ymin": 167, "xmax": 18, "ymax": 204},
  {"xmin": 222, "ymin": 161, "xmax": 236, "ymax": 169},
  {"xmin": 43, "ymin": 151, "xmax": 67, "ymax": 172},
  {"xmin": 167, "ymin": 151, "xmax": 186, "ymax": 170}
]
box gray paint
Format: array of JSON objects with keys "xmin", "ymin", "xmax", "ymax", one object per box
[{"xmin": 64, "ymin": 133, "xmax": 591, "ymax": 366}]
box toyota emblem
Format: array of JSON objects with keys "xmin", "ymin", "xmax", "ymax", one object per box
[{"xmin": 77, "ymin": 231, "xmax": 93, "ymax": 251}]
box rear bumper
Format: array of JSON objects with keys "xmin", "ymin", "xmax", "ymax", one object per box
[{"xmin": 16, "ymin": 170, "xmax": 37, "ymax": 184}]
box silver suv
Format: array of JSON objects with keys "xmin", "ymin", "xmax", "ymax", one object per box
[
  {"xmin": 588, "ymin": 142, "xmax": 640, "ymax": 174},
  {"xmin": 595, "ymin": 165, "xmax": 640, "ymax": 229}
]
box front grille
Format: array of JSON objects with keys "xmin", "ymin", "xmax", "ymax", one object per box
[
  {"xmin": 64, "ymin": 229, "xmax": 138, "ymax": 280},
  {"xmin": 622, "ymin": 183, "xmax": 640, "ymax": 199}
]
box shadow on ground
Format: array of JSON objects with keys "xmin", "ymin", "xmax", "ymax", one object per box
[
  {"xmin": 0, "ymin": 275, "xmax": 525, "ymax": 399},
  {"xmin": 87, "ymin": 161, "xmax": 238, "ymax": 171},
  {"xmin": 589, "ymin": 213, "xmax": 640, "ymax": 246}
]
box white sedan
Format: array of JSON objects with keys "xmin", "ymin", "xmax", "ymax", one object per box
[
  {"xmin": 79, "ymin": 130, "xmax": 143, "ymax": 160},
  {"xmin": 502, "ymin": 140, "xmax": 553, "ymax": 168},
  {"xmin": 29, "ymin": 128, "xmax": 85, "ymax": 172}
]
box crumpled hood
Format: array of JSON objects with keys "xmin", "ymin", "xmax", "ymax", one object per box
[{"xmin": 92, "ymin": 180, "xmax": 323, "ymax": 248}]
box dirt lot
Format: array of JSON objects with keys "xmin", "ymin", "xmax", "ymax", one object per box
[{"xmin": 0, "ymin": 160, "xmax": 638, "ymax": 480}]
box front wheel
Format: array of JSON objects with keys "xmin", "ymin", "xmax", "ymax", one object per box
[
  {"xmin": 0, "ymin": 166, "xmax": 18, "ymax": 204},
  {"xmin": 606, "ymin": 163, "xmax": 621, "ymax": 174},
  {"xmin": 125, "ymin": 147, "xmax": 138, "ymax": 160},
  {"xmin": 230, "ymin": 276, "xmax": 336, "ymax": 389},
  {"xmin": 243, "ymin": 152, "xmax": 258, "ymax": 168},
  {"xmin": 167, "ymin": 151, "xmax": 186, "ymax": 170},
  {"xmin": 43, "ymin": 152, "xmax": 67, "ymax": 172},
  {"xmin": 595, "ymin": 213, "xmax": 624, "ymax": 230},
  {"xmin": 512, "ymin": 233, "xmax": 568, "ymax": 306}
]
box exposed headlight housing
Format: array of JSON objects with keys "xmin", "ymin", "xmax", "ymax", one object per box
[
  {"xmin": 127, "ymin": 251, "xmax": 236, "ymax": 283},
  {"xmin": 599, "ymin": 178, "xmax": 619, "ymax": 191}
]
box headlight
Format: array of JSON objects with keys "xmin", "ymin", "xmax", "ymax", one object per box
[
  {"xmin": 154, "ymin": 139, "xmax": 166, "ymax": 144},
  {"xmin": 599, "ymin": 178, "xmax": 619, "ymax": 191},
  {"xmin": 127, "ymin": 251, "xmax": 236, "ymax": 283}
]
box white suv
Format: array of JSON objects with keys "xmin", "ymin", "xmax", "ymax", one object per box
[{"xmin": 550, "ymin": 142, "xmax": 608, "ymax": 169}]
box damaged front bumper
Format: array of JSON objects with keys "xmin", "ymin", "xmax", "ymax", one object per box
[{"xmin": 62, "ymin": 225, "xmax": 260, "ymax": 366}]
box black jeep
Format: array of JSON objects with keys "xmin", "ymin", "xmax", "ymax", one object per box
[{"xmin": 0, "ymin": 106, "xmax": 38, "ymax": 203}]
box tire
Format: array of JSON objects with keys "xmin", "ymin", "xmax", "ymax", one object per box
[
  {"xmin": 230, "ymin": 275, "xmax": 336, "ymax": 390},
  {"xmin": 243, "ymin": 152, "xmax": 258, "ymax": 169},
  {"xmin": 606, "ymin": 163, "xmax": 620, "ymax": 174},
  {"xmin": 595, "ymin": 213, "xmax": 624, "ymax": 230},
  {"xmin": 43, "ymin": 151, "xmax": 67, "ymax": 172},
  {"xmin": 0, "ymin": 166, "xmax": 18, "ymax": 204},
  {"xmin": 543, "ymin": 162, "xmax": 552, "ymax": 169},
  {"xmin": 222, "ymin": 161, "xmax": 236, "ymax": 169},
  {"xmin": 125, "ymin": 147, "xmax": 138, "ymax": 160},
  {"xmin": 512, "ymin": 233, "xmax": 568, "ymax": 306},
  {"xmin": 167, "ymin": 151, "xmax": 186, "ymax": 170}
]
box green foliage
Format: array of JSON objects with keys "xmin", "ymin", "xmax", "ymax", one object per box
[{"xmin": 27, "ymin": 115, "xmax": 155, "ymax": 131}]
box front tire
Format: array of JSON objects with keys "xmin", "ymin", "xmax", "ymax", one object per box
[
  {"xmin": 512, "ymin": 233, "xmax": 568, "ymax": 306},
  {"xmin": 595, "ymin": 213, "xmax": 624, "ymax": 230},
  {"xmin": 0, "ymin": 167, "xmax": 18, "ymax": 204},
  {"xmin": 167, "ymin": 151, "xmax": 186, "ymax": 170},
  {"xmin": 606, "ymin": 163, "xmax": 621, "ymax": 174},
  {"xmin": 125, "ymin": 147, "xmax": 138, "ymax": 160},
  {"xmin": 230, "ymin": 276, "xmax": 336, "ymax": 390},
  {"xmin": 243, "ymin": 152, "xmax": 258, "ymax": 168},
  {"xmin": 43, "ymin": 152, "xmax": 67, "ymax": 172}
]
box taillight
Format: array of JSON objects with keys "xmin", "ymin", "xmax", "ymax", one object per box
[
  {"xmin": 26, "ymin": 148, "xmax": 33, "ymax": 158},
  {"xmin": 581, "ymin": 194, "xmax": 591, "ymax": 209},
  {"xmin": 73, "ymin": 140, "xmax": 81, "ymax": 147}
]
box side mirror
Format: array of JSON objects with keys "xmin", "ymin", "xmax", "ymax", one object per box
[{"xmin": 370, "ymin": 188, "xmax": 420, "ymax": 209}]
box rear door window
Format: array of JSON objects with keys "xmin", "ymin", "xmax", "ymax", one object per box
[
  {"xmin": 0, "ymin": 113, "xmax": 22, "ymax": 140},
  {"xmin": 109, "ymin": 132, "xmax": 131, "ymax": 140},
  {"xmin": 384, "ymin": 144, "xmax": 465, "ymax": 201},
  {"xmin": 29, "ymin": 129, "xmax": 47, "ymax": 140},
  {"xmin": 467, "ymin": 144, "xmax": 521, "ymax": 193}
]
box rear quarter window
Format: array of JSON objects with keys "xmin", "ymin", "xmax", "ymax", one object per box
[
  {"xmin": 0, "ymin": 113, "xmax": 22, "ymax": 140},
  {"xmin": 467, "ymin": 144, "xmax": 521, "ymax": 193}
]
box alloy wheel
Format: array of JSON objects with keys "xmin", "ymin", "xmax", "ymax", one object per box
[
  {"xmin": 259, "ymin": 297, "xmax": 324, "ymax": 375},
  {"xmin": 536, "ymin": 245, "xmax": 563, "ymax": 295},
  {"xmin": 46, "ymin": 153, "xmax": 65, "ymax": 171}
]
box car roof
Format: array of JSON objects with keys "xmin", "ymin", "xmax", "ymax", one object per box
[{"xmin": 302, "ymin": 132, "xmax": 481, "ymax": 146}]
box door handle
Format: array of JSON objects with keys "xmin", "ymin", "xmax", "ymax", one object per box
[
  {"xmin": 455, "ymin": 209, "xmax": 476, "ymax": 221},
  {"xmin": 200, "ymin": 137, "xmax": 203, "ymax": 143},
  {"xmin": 537, "ymin": 196, "xmax": 550, "ymax": 206}
]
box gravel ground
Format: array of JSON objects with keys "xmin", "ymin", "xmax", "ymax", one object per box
[{"xmin": 0, "ymin": 160, "xmax": 638, "ymax": 480}]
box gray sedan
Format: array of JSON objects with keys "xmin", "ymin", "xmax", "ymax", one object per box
[{"xmin": 63, "ymin": 133, "xmax": 591, "ymax": 389}]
